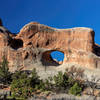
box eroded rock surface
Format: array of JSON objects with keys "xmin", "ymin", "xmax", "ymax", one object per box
[{"xmin": 0, "ymin": 21, "xmax": 100, "ymax": 73}]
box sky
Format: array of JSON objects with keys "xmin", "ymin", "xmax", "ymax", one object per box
[
  {"xmin": 51, "ymin": 51, "xmax": 64, "ymax": 62},
  {"xmin": 0, "ymin": 0, "xmax": 100, "ymax": 44}
]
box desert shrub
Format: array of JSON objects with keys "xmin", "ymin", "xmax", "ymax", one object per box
[
  {"xmin": 11, "ymin": 68, "xmax": 46, "ymax": 98},
  {"xmin": 30, "ymin": 68, "xmax": 48, "ymax": 91},
  {"xmin": 53, "ymin": 71, "xmax": 69, "ymax": 89},
  {"xmin": 66, "ymin": 66, "xmax": 85, "ymax": 88},
  {"xmin": 0, "ymin": 56, "xmax": 12, "ymax": 84},
  {"xmin": 34, "ymin": 76, "xmax": 53, "ymax": 92},
  {"xmin": 52, "ymin": 67, "xmax": 85, "ymax": 95},
  {"xmin": 11, "ymin": 71, "xmax": 33, "ymax": 98},
  {"xmin": 34, "ymin": 80, "xmax": 46, "ymax": 91},
  {"xmin": 11, "ymin": 67, "xmax": 85, "ymax": 98},
  {"xmin": 53, "ymin": 71, "xmax": 64, "ymax": 87},
  {"xmin": 30, "ymin": 68, "xmax": 40, "ymax": 88},
  {"xmin": 67, "ymin": 77, "xmax": 75, "ymax": 88},
  {"xmin": 66, "ymin": 66, "xmax": 84, "ymax": 79},
  {"xmin": 43, "ymin": 76, "xmax": 53, "ymax": 91},
  {"xmin": 69, "ymin": 82, "xmax": 82, "ymax": 96}
]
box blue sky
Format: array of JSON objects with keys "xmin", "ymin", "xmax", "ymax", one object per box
[
  {"xmin": 0, "ymin": 0, "xmax": 100, "ymax": 44},
  {"xmin": 51, "ymin": 51, "xmax": 64, "ymax": 62}
]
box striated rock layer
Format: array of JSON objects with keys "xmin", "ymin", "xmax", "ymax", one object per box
[{"xmin": 0, "ymin": 21, "xmax": 100, "ymax": 73}]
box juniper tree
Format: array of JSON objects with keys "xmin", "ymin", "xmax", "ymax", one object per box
[{"xmin": 0, "ymin": 56, "xmax": 11, "ymax": 84}]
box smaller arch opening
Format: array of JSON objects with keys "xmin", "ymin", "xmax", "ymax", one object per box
[{"xmin": 9, "ymin": 38, "xmax": 23, "ymax": 50}]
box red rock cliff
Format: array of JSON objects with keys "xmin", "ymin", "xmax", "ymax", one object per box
[{"xmin": 0, "ymin": 21, "xmax": 99, "ymax": 72}]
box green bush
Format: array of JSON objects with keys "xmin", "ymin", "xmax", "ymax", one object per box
[
  {"xmin": 34, "ymin": 76, "xmax": 53, "ymax": 91},
  {"xmin": 11, "ymin": 71, "xmax": 32, "ymax": 98},
  {"xmin": 53, "ymin": 68, "xmax": 85, "ymax": 95},
  {"xmin": 34, "ymin": 80, "xmax": 46, "ymax": 91},
  {"xmin": 69, "ymin": 82, "xmax": 82, "ymax": 96},
  {"xmin": 53, "ymin": 71, "xmax": 68, "ymax": 88},
  {"xmin": 30, "ymin": 68, "xmax": 40, "ymax": 88},
  {"xmin": 10, "ymin": 67, "xmax": 85, "ymax": 98},
  {"xmin": 53, "ymin": 71, "xmax": 64, "ymax": 87},
  {"xmin": 11, "ymin": 68, "xmax": 44, "ymax": 98}
]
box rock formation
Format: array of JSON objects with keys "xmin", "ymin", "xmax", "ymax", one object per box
[{"xmin": 0, "ymin": 20, "xmax": 100, "ymax": 73}]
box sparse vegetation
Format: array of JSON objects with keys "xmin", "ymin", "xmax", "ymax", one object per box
[
  {"xmin": 10, "ymin": 66, "xmax": 85, "ymax": 99},
  {"xmin": 52, "ymin": 67, "xmax": 84, "ymax": 95},
  {"xmin": 54, "ymin": 71, "xmax": 66, "ymax": 87},
  {"xmin": 69, "ymin": 82, "xmax": 82, "ymax": 96},
  {"xmin": 0, "ymin": 57, "xmax": 99, "ymax": 99},
  {"xmin": 0, "ymin": 56, "xmax": 12, "ymax": 85},
  {"xmin": 11, "ymin": 71, "xmax": 33, "ymax": 98}
]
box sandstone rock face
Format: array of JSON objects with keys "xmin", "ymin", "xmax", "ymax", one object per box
[
  {"xmin": 17, "ymin": 23, "xmax": 94, "ymax": 52},
  {"xmin": 0, "ymin": 21, "xmax": 100, "ymax": 73}
]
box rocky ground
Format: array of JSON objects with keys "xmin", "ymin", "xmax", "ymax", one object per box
[{"xmin": 28, "ymin": 94, "xmax": 100, "ymax": 100}]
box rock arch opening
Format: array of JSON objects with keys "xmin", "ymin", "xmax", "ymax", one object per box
[
  {"xmin": 50, "ymin": 51, "xmax": 64, "ymax": 64},
  {"xmin": 41, "ymin": 50, "xmax": 64, "ymax": 66}
]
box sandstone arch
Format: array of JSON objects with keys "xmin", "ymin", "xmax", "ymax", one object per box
[{"xmin": 41, "ymin": 50, "xmax": 64, "ymax": 66}]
